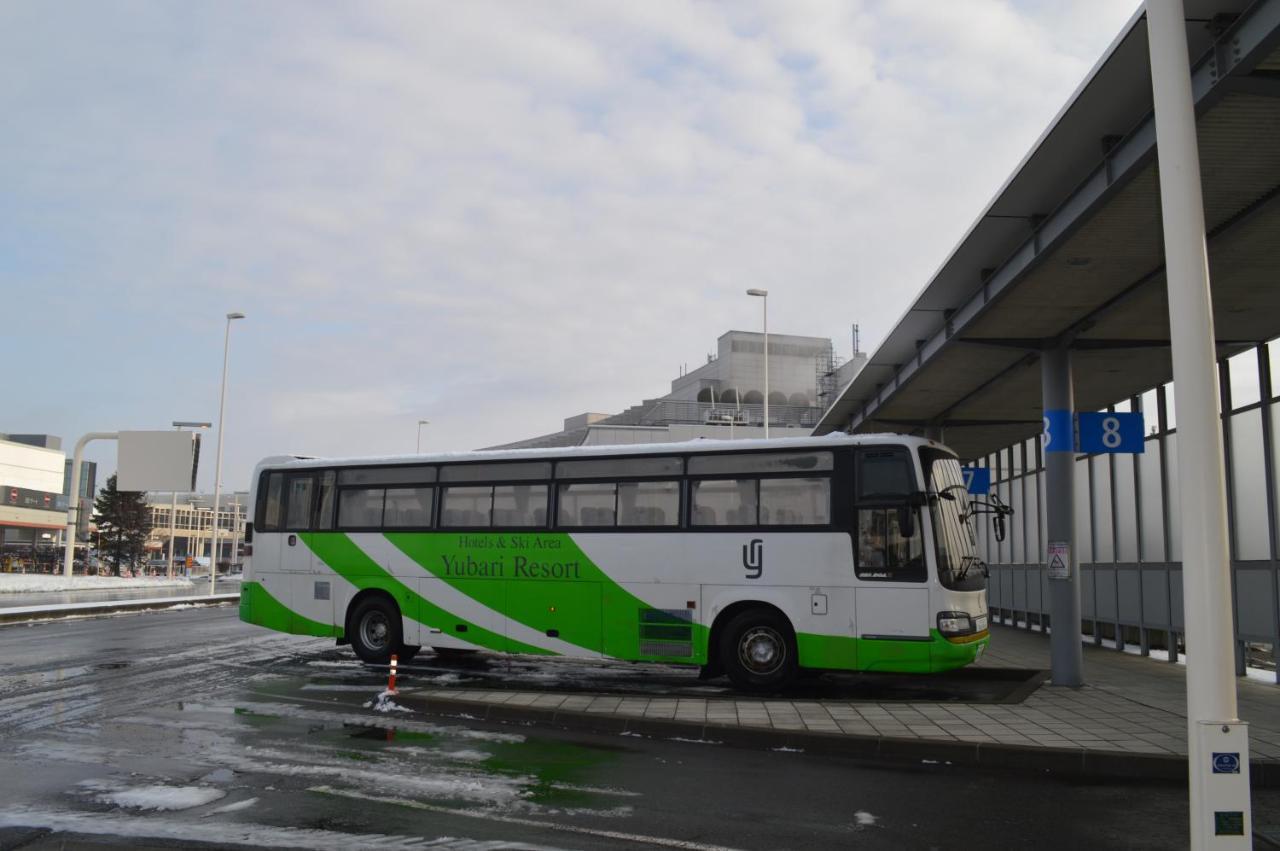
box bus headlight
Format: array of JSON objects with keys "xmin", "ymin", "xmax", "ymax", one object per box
[{"xmin": 937, "ymin": 612, "xmax": 974, "ymax": 636}]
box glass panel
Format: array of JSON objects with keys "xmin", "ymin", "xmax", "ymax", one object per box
[
  {"xmin": 691, "ymin": 479, "xmax": 758, "ymax": 526},
  {"xmin": 492, "ymin": 484, "xmax": 548, "ymax": 527},
  {"xmin": 261, "ymin": 472, "xmax": 284, "ymax": 531},
  {"xmin": 316, "ymin": 471, "xmax": 336, "ymax": 530},
  {"xmin": 557, "ymin": 482, "xmax": 616, "ymax": 526},
  {"xmin": 1228, "ymin": 348, "xmax": 1261, "ymax": 409},
  {"xmin": 383, "ymin": 487, "xmax": 434, "ymax": 528},
  {"xmin": 441, "ymin": 486, "xmax": 493, "ymax": 527},
  {"xmin": 1010, "ymin": 477, "xmax": 1024, "ymax": 563},
  {"xmin": 1114, "ymin": 454, "xmax": 1138, "ymax": 562},
  {"xmin": 338, "ymin": 465, "xmax": 436, "ymax": 486},
  {"xmin": 338, "ymin": 488, "xmax": 384, "ymax": 528},
  {"xmin": 440, "ymin": 462, "xmax": 551, "ymax": 482},
  {"xmin": 1273, "ymin": 403, "xmax": 1280, "ymax": 541},
  {"xmin": 1139, "ymin": 438, "xmax": 1166, "ymax": 561},
  {"xmin": 1073, "ymin": 457, "xmax": 1092, "ymax": 562},
  {"xmin": 557, "ymin": 457, "xmax": 682, "ymax": 479},
  {"xmin": 1230, "ymin": 409, "xmax": 1268, "ymax": 560},
  {"xmin": 1092, "ymin": 456, "xmax": 1114, "ymax": 563},
  {"xmin": 284, "ymin": 476, "xmax": 315, "ymax": 530},
  {"xmin": 1166, "ymin": 432, "xmax": 1182, "ymax": 561},
  {"xmin": 688, "ymin": 451, "xmax": 833, "ymax": 476},
  {"xmin": 1270, "ymin": 340, "xmax": 1280, "ymax": 399},
  {"xmin": 855, "ymin": 507, "xmax": 925, "ymax": 582},
  {"xmin": 759, "ymin": 478, "xmax": 830, "ymax": 525},
  {"xmin": 857, "ymin": 449, "xmax": 916, "ymax": 501},
  {"xmin": 617, "ymin": 481, "xmax": 679, "ymax": 526},
  {"xmin": 1025, "ymin": 468, "xmax": 1040, "ymax": 563}
]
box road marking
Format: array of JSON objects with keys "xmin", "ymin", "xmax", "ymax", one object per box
[{"xmin": 310, "ymin": 786, "xmax": 746, "ymax": 851}]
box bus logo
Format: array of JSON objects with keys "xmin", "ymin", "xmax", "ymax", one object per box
[{"xmin": 743, "ymin": 539, "xmax": 763, "ymax": 579}]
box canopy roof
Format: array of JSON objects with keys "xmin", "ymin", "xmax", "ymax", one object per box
[{"xmin": 814, "ymin": 0, "xmax": 1280, "ymax": 460}]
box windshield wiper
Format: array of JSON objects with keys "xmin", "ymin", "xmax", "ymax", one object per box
[{"xmin": 955, "ymin": 554, "xmax": 988, "ymax": 581}]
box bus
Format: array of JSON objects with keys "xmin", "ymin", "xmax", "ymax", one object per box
[{"xmin": 238, "ymin": 434, "xmax": 1005, "ymax": 689}]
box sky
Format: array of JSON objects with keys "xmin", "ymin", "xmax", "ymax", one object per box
[{"xmin": 1, "ymin": 0, "xmax": 1142, "ymax": 492}]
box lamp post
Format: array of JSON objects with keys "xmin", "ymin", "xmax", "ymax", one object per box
[
  {"xmin": 168, "ymin": 421, "xmax": 210, "ymax": 579},
  {"xmin": 746, "ymin": 289, "xmax": 769, "ymax": 438},
  {"xmin": 210, "ymin": 311, "xmax": 245, "ymax": 595},
  {"xmin": 417, "ymin": 419, "xmax": 430, "ymax": 453}
]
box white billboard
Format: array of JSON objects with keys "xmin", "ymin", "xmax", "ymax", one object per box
[
  {"xmin": 0, "ymin": 439, "xmax": 65, "ymax": 493},
  {"xmin": 117, "ymin": 430, "xmax": 199, "ymax": 492}
]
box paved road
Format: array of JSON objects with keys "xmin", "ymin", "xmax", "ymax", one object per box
[{"xmin": 1, "ymin": 606, "xmax": 1277, "ymax": 849}]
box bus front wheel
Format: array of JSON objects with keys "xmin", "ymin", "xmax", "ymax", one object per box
[
  {"xmin": 348, "ymin": 596, "xmax": 402, "ymax": 665},
  {"xmin": 719, "ymin": 609, "xmax": 798, "ymax": 691}
]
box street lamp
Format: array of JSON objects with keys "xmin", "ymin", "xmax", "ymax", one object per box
[
  {"xmin": 168, "ymin": 421, "xmax": 210, "ymax": 579},
  {"xmin": 416, "ymin": 419, "xmax": 430, "ymax": 453},
  {"xmin": 746, "ymin": 289, "xmax": 769, "ymax": 438},
  {"xmin": 210, "ymin": 311, "xmax": 245, "ymax": 595}
]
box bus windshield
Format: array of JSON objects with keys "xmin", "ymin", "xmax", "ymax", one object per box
[{"xmin": 919, "ymin": 448, "xmax": 985, "ymax": 591}]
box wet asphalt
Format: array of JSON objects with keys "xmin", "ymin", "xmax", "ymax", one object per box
[{"xmin": 1, "ymin": 606, "xmax": 1278, "ymax": 850}]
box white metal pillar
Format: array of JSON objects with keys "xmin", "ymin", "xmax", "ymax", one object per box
[
  {"xmin": 1041, "ymin": 346, "xmax": 1084, "ymax": 686},
  {"xmin": 62, "ymin": 433, "xmax": 118, "ymax": 577},
  {"xmin": 1147, "ymin": 1, "xmax": 1251, "ymax": 846}
]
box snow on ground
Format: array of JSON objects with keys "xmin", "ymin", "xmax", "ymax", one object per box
[
  {"xmin": 363, "ymin": 689, "xmax": 414, "ymax": 714},
  {"xmin": 78, "ymin": 779, "xmax": 225, "ymax": 811},
  {"xmin": 0, "ymin": 574, "xmax": 193, "ymax": 594}
]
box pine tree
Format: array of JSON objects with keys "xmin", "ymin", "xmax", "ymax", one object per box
[{"xmin": 93, "ymin": 475, "xmax": 152, "ymax": 575}]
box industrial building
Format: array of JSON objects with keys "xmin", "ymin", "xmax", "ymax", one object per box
[{"xmin": 491, "ymin": 329, "xmax": 867, "ymax": 450}]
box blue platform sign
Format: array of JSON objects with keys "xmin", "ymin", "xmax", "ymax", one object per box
[
  {"xmin": 1212, "ymin": 752, "xmax": 1241, "ymax": 774},
  {"xmin": 1077, "ymin": 412, "xmax": 1145, "ymax": 454},
  {"xmin": 960, "ymin": 466, "xmax": 991, "ymax": 495},
  {"xmin": 1042, "ymin": 409, "xmax": 1074, "ymax": 453}
]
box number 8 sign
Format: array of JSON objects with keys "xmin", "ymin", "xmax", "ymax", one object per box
[{"xmin": 1077, "ymin": 412, "xmax": 1144, "ymax": 454}]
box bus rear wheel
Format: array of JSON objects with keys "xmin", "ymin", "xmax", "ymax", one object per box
[
  {"xmin": 348, "ymin": 596, "xmax": 402, "ymax": 665},
  {"xmin": 719, "ymin": 609, "xmax": 797, "ymax": 691}
]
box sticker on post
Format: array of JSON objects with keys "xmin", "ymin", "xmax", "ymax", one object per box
[
  {"xmin": 1047, "ymin": 541, "xmax": 1070, "ymax": 580},
  {"xmin": 1214, "ymin": 811, "xmax": 1244, "ymax": 836},
  {"xmin": 1212, "ymin": 752, "xmax": 1240, "ymax": 774}
]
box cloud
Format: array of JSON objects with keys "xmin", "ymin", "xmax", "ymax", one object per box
[{"xmin": 0, "ymin": 0, "xmax": 1140, "ymax": 486}]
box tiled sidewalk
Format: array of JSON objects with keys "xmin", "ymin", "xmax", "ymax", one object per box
[{"xmin": 397, "ymin": 625, "xmax": 1280, "ymax": 777}]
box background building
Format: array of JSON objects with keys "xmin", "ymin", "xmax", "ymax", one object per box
[
  {"xmin": 0, "ymin": 433, "xmax": 96, "ymax": 566},
  {"xmin": 145, "ymin": 492, "xmax": 248, "ymax": 567},
  {"xmin": 490, "ymin": 329, "xmax": 866, "ymax": 450}
]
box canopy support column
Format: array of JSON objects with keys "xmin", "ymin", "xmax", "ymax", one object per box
[{"xmin": 1042, "ymin": 345, "xmax": 1083, "ymax": 687}]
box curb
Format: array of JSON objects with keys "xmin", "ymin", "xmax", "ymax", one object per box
[
  {"xmin": 0, "ymin": 593, "xmax": 240, "ymax": 624},
  {"xmin": 392, "ymin": 690, "xmax": 1280, "ymax": 788}
]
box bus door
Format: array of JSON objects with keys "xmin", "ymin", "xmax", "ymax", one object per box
[
  {"xmin": 280, "ymin": 471, "xmax": 336, "ymax": 631},
  {"xmin": 251, "ymin": 471, "xmax": 292, "ymax": 611},
  {"xmin": 852, "ymin": 449, "xmax": 931, "ymax": 669}
]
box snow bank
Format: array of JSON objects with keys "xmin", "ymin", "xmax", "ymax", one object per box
[{"xmin": 0, "ymin": 574, "xmax": 193, "ymax": 594}]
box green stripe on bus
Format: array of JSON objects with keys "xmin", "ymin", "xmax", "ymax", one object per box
[
  {"xmin": 384, "ymin": 531, "xmax": 710, "ymax": 662},
  {"xmin": 239, "ymin": 580, "xmax": 341, "ymax": 639},
  {"xmin": 299, "ymin": 531, "xmax": 554, "ymax": 656}
]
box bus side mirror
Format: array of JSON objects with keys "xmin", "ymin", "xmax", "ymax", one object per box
[
  {"xmin": 993, "ymin": 514, "xmax": 1006, "ymax": 542},
  {"xmin": 897, "ymin": 505, "xmax": 915, "ymax": 539}
]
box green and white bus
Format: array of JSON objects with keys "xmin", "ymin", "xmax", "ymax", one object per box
[{"xmin": 239, "ymin": 434, "xmax": 1000, "ymax": 689}]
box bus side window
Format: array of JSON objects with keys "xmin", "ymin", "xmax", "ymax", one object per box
[
  {"xmin": 283, "ymin": 475, "xmax": 316, "ymax": 531},
  {"xmin": 691, "ymin": 479, "xmax": 758, "ymax": 526},
  {"xmin": 259, "ymin": 472, "xmax": 284, "ymax": 531},
  {"xmin": 316, "ymin": 471, "xmax": 336, "ymax": 530}
]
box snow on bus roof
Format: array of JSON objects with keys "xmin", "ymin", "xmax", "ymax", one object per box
[{"xmin": 256, "ymin": 432, "xmax": 949, "ymax": 472}]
